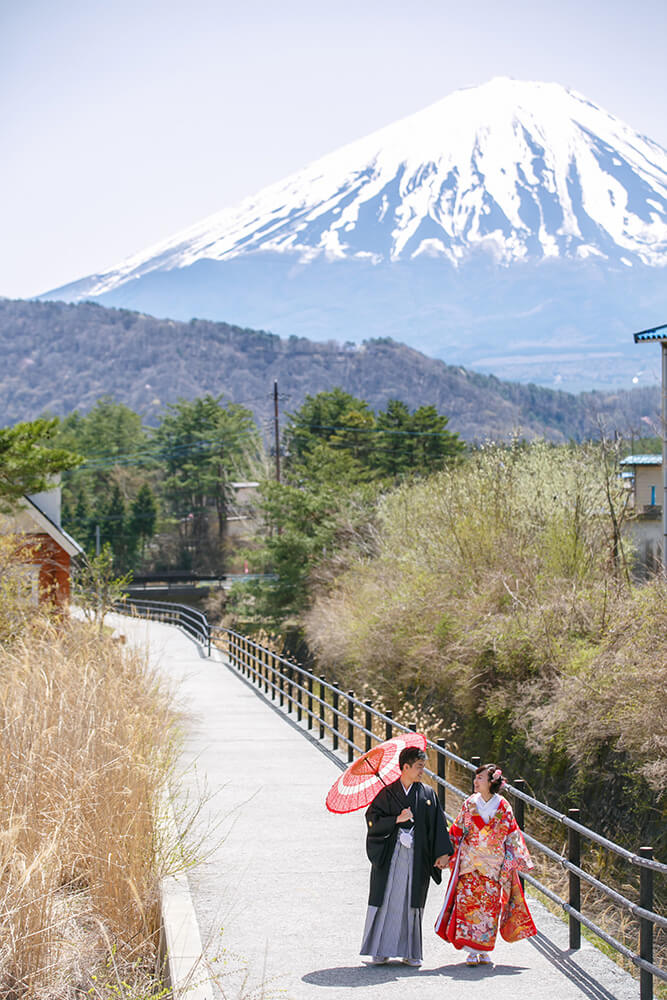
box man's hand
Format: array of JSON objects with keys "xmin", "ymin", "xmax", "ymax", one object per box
[
  {"xmin": 396, "ymin": 807, "xmax": 413, "ymax": 824},
  {"xmin": 434, "ymin": 854, "xmax": 452, "ymax": 869}
]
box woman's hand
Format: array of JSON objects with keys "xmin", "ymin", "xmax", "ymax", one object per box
[{"xmin": 396, "ymin": 807, "xmax": 413, "ymax": 824}]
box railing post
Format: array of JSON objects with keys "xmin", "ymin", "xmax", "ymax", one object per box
[
  {"xmin": 296, "ymin": 667, "xmax": 303, "ymax": 722},
  {"xmin": 332, "ymin": 683, "xmax": 339, "ymax": 751},
  {"xmin": 347, "ymin": 692, "xmax": 355, "ymax": 763},
  {"xmin": 408, "ymin": 722, "xmax": 417, "ymax": 732},
  {"xmin": 271, "ymin": 651, "xmax": 277, "ymax": 701},
  {"xmin": 514, "ymin": 779, "xmax": 526, "ymax": 890},
  {"xmin": 364, "ymin": 700, "xmax": 372, "ymax": 753},
  {"xmin": 279, "ymin": 658, "xmax": 284, "ymax": 707},
  {"xmin": 263, "ymin": 647, "xmax": 269, "ymax": 694},
  {"xmin": 286, "ymin": 664, "xmax": 293, "ymax": 713},
  {"xmin": 437, "ymin": 738, "xmax": 446, "ymax": 811},
  {"xmin": 207, "ymin": 622, "xmax": 211, "ymax": 657},
  {"xmin": 568, "ymin": 808, "xmax": 581, "ymax": 950},
  {"xmin": 385, "ymin": 710, "xmax": 393, "ymax": 741},
  {"xmin": 319, "ymin": 676, "xmax": 326, "ymax": 739},
  {"xmin": 307, "ymin": 673, "xmax": 313, "ymax": 729},
  {"xmin": 640, "ymin": 846, "xmax": 654, "ymax": 1000},
  {"xmin": 513, "ymin": 779, "xmax": 526, "ymax": 829},
  {"xmin": 471, "ymin": 755, "xmax": 481, "ymax": 791}
]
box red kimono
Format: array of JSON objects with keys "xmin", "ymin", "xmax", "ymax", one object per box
[{"xmin": 435, "ymin": 793, "xmax": 536, "ymax": 951}]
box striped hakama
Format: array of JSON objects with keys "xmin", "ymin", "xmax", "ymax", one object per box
[{"xmin": 360, "ymin": 836, "xmax": 423, "ymax": 962}]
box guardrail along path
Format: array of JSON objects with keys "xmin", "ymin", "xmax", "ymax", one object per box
[{"xmin": 112, "ymin": 612, "xmax": 651, "ymax": 1000}]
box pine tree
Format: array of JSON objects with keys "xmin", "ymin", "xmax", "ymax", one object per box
[{"xmin": 129, "ymin": 484, "xmax": 158, "ymax": 561}]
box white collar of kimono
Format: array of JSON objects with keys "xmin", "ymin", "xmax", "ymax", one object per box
[{"xmin": 473, "ymin": 791, "xmax": 500, "ymax": 822}]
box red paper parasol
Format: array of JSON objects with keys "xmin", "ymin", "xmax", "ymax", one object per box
[{"xmin": 325, "ymin": 731, "xmax": 427, "ymax": 814}]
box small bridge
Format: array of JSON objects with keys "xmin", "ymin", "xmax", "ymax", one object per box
[{"xmin": 113, "ymin": 600, "xmax": 666, "ymax": 1000}]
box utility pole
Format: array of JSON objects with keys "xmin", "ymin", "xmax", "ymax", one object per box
[
  {"xmin": 633, "ymin": 324, "xmax": 667, "ymax": 575},
  {"xmin": 273, "ymin": 379, "xmax": 281, "ymax": 483},
  {"xmin": 95, "ymin": 523, "xmax": 101, "ymax": 556}
]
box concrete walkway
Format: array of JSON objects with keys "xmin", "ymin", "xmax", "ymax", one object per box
[{"xmin": 111, "ymin": 614, "xmax": 644, "ymax": 1000}]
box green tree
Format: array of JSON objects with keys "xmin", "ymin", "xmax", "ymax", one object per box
[
  {"xmin": 373, "ymin": 399, "xmax": 413, "ymax": 477},
  {"xmin": 55, "ymin": 398, "xmax": 151, "ymax": 563},
  {"xmin": 284, "ymin": 388, "xmax": 374, "ymax": 467},
  {"xmin": 0, "ymin": 418, "xmax": 81, "ymax": 509},
  {"xmin": 73, "ymin": 544, "xmax": 133, "ymax": 635},
  {"xmin": 56, "ymin": 396, "xmax": 146, "ymax": 461},
  {"xmin": 101, "ymin": 483, "xmax": 136, "ymax": 573},
  {"xmin": 155, "ymin": 395, "xmax": 260, "ymax": 569},
  {"xmin": 410, "ymin": 405, "xmax": 465, "ymax": 472},
  {"xmin": 129, "ymin": 484, "xmax": 158, "ymax": 561},
  {"xmin": 243, "ymin": 390, "xmax": 464, "ymax": 623}
]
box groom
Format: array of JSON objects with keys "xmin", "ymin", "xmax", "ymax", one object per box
[{"xmin": 360, "ymin": 746, "xmax": 453, "ymax": 967}]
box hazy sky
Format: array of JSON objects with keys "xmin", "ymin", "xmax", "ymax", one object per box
[{"xmin": 2, "ymin": 0, "xmax": 667, "ymax": 298}]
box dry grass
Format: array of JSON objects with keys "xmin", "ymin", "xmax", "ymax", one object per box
[{"xmin": 0, "ymin": 615, "xmax": 178, "ymax": 998}]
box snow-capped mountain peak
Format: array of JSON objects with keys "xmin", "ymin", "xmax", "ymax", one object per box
[{"xmin": 49, "ymin": 77, "xmax": 667, "ymax": 300}]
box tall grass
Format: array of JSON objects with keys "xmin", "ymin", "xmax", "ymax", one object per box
[{"xmin": 0, "ymin": 615, "xmax": 177, "ymax": 997}]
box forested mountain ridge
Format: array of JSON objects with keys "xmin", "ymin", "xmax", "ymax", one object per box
[{"xmin": 3, "ymin": 297, "xmax": 659, "ymax": 441}]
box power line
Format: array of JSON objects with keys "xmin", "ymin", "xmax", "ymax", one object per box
[
  {"xmin": 78, "ymin": 430, "xmax": 263, "ymax": 470},
  {"xmin": 68, "ymin": 416, "xmax": 459, "ymax": 472},
  {"xmin": 286, "ymin": 421, "xmax": 458, "ymax": 439}
]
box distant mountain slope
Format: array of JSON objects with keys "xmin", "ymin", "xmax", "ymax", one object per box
[
  {"xmin": 41, "ymin": 78, "xmax": 667, "ymax": 392},
  {"xmin": 3, "ymin": 298, "xmax": 659, "ymax": 442}
]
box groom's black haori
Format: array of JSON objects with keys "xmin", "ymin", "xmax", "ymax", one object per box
[{"xmin": 365, "ymin": 775, "xmax": 453, "ymax": 908}]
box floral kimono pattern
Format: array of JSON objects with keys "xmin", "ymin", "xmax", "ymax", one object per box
[{"xmin": 435, "ymin": 794, "xmax": 536, "ymax": 951}]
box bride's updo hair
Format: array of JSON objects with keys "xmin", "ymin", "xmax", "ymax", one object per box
[{"xmin": 476, "ymin": 763, "xmax": 505, "ymax": 795}]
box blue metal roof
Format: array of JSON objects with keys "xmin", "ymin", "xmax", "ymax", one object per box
[
  {"xmin": 633, "ymin": 322, "xmax": 667, "ymax": 342},
  {"xmin": 619, "ymin": 454, "xmax": 663, "ymax": 466}
]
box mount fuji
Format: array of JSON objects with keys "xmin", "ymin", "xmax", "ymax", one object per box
[{"xmin": 43, "ymin": 78, "xmax": 667, "ymax": 391}]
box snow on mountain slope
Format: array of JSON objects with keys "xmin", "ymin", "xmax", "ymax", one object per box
[{"xmin": 50, "ymin": 77, "xmax": 667, "ymax": 302}]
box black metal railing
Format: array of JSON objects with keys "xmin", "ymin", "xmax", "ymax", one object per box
[
  {"xmin": 114, "ymin": 601, "xmax": 666, "ymax": 999},
  {"xmin": 113, "ymin": 597, "xmax": 211, "ymax": 655}
]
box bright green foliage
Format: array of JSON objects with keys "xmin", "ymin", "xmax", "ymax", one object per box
[
  {"xmin": 73, "ymin": 543, "xmax": 133, "ymax": 634},
  {"xmin": 130, "ymin": 484, "xmax": 158, "ymax": 559},
  {"xmin": 248, "ymin": 479, "xmax": 343, "ymax": 620},
  {"xmin": 155, "ymin": 394, "xmax": 260, "ymax": 566},
  {"xmin": 243, "ymin": 389, "xmax": 464, "ymax": 621},
  {"xmin": 0, "ymin": 418, "xmax": 81, "ymax": 509},
  {"xmin": 373, "ymin": 399, "xmax": 413, "ymax": 477},
  {"xmin": 54, "ymin": 394, "xmax": 263, "ymax": 575},
  {"xmin": 373, "ymin": 399, "xmax": 464, "ymax": 477},
  {"xmin": 55, "ymin": 399, "xmax": 153, "ymax": 569},
  {"xmin": 56, "ymin": 396, "xmax": 146, "ymax": 461},
  {"xmin": 285, "ymin": 388, "xmax": 375, "ymax": 467},
  {"xmin": 409, "ymin": 404, "xmax": 464, "ymax": 471},
  {"xmin": 284, "ymin": 388, "xmax": 464, "ymax": 482}
]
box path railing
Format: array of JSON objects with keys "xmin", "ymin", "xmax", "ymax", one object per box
[
  {"xmin": 114, "ymin": 600, "xmax": 666, "ymax": 999},
  {"xmin": 113, "ymin": 597, "xmax": 211, "ymax": 655}
]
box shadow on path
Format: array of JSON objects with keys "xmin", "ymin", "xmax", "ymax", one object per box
[
  {"xmin": 303, "ymin": 960, "xmax": 526, "ymax": 988},
  {"xmin": 529, "ymin": 931, "xmax": 622, "ymax": 1000}
]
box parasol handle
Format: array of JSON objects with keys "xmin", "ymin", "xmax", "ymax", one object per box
[{"xmin": 362, "ymin": 757, "xmax": 409, "ymax": 814}]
